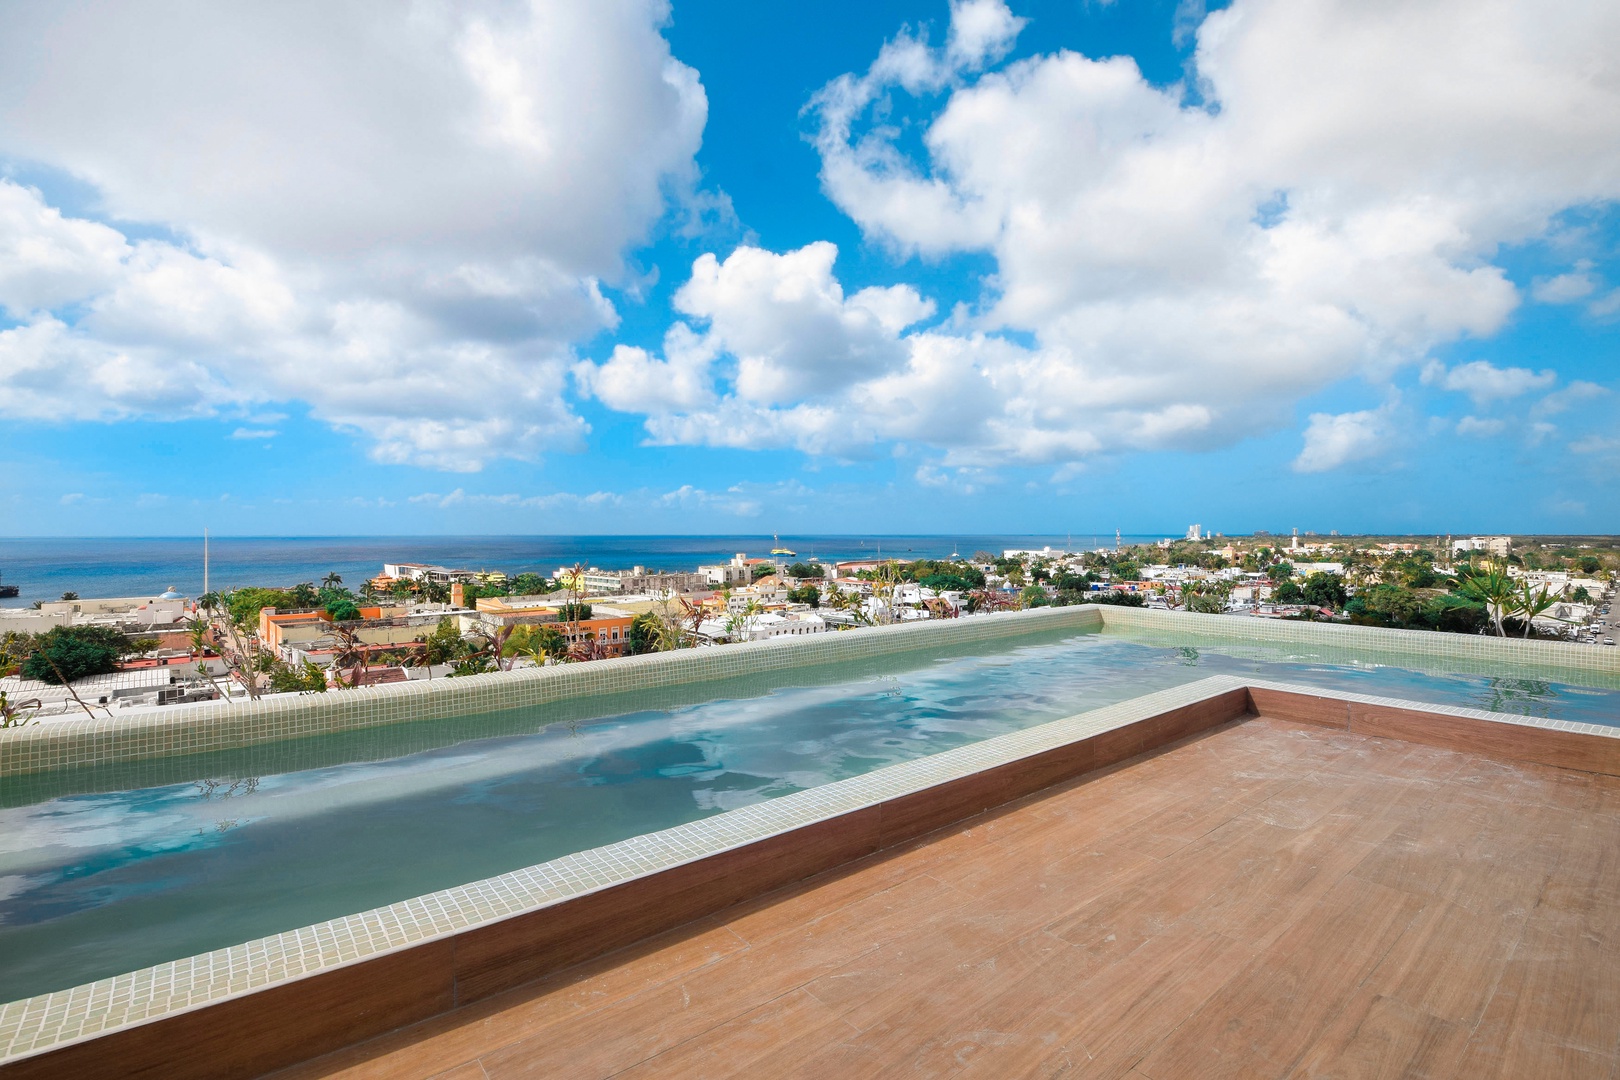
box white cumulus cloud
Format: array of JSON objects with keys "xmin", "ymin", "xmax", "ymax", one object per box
[
  {"xmin": 1421, "ymin": 359, "xmax": 1558, "ymax": 404},
  {"xmin": 1293, "ymin": 406, "xmax": 1394, "ymax": 473},
  {"xmin": 1455, "ymin": 415, "xmax": 1506, "ymax": 437},
  {"xmin": 690, "ymin": 0, "xmax": 1620, "ymax": 468},
  {"xmin": 1531, "ymin": 262, "xmax": 1599, "ymax": 304},
  {"xmin": 0, "ymin": 0, "xmax": 707, "ymax": 469}
]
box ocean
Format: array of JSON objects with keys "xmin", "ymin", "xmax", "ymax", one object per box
[{"xmin": 0, "ymin": 534, "xmax": 1168, "ymax": 607}]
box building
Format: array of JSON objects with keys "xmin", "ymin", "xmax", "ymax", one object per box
[
  {"xmin": 383, "ymin": 563, "xmax": 504, "ymax": 587},
  {"xmin": 559, "ymin": 566, "xmax": 711, "ymax": 595},
  {"xmin": 744, "ymin": 611, "xmax": 827, "ymax": 640},
  {"xmin": 723, "ymin": 583, "xmax": 790, "ymax": 613},
  {"xmin": 1453, "ymin": 536, "xmax": 1513, "ymax": 557},
  {"xmin": 695, "ymin": 610, "xmax": 827, "ymax": 643},
  {"xmin": 1, "ymin": 594, "xmax": 192, "ymax": 642},
  {"xmin": 697, "ymin": 554, "xmax": 752, "ymax": 587},
  {"xmin": 471, "ymin": 595, "xmax": 564, "ymax": 629},
  {"xmin": 471, "ymin": 595, "xmax": 636, "ymax": 655},
  {"xmin": 258, "ymin": 605, "xmax": 467, "ymax": 656},
  {"xmin": 550, "ymin": 567, "xmax": 628, "ymax": 594}
]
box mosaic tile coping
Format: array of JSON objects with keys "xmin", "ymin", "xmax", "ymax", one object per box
[
  {"xmin": 4, "ymin": 671, "xmax": 1616, "ymax": 1069},
  {"xmin": 0, "ymin": 605, "xmax": 1102, "ymax": 778},
  {"xmin": 4, "ymin": 604, "xmax": 1616, "ymax": 781},
  {"xmin": 1096, "ymin": 605, "xmax": 1620, "ymax": 681}
]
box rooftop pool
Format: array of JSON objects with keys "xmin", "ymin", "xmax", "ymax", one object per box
[{"xmin": 2, "ymin": 624, "xmax": 1616, "ymax": 1003}]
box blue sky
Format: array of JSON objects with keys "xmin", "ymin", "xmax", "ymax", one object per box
[{"xmin": 0, "ymin": 0, "xmax": 1616, "ymax": 537}]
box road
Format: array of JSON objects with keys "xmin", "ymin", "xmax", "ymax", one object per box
[{"xmin": 1583, "ymin": 584, "xmax": 1619, "ymax": 648}]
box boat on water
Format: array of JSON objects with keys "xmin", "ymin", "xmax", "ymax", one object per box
[
  {"xmin": 0, "ymin": 572, "xmax": 17, "ymax": 598},
  {"xmin": 769, "ymin": 534, "xmax": 797, "ymax": 558}
]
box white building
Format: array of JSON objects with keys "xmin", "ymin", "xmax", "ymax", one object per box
[
  {"xmin": 724, "ymin": 583, "xmax": 790, "ymax": 613},
  {"xmin": 1452, "ymin": 536, "xmax": 1513, "ymax": 557},
  {"xmin": 697, "ymin": 554, "xmax": 751, "ymax": 587},
  {"xmin": 550, "ymin": 567, "xmax": 626, "ymax": 594},
  {"xmin": 746, "ymin": 612, "xmax": 828, "ymax": 640}
]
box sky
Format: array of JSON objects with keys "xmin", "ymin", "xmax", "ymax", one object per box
[{"xmin": 0, "ymin": 0, "xmax": 1616, "ymax": 538}]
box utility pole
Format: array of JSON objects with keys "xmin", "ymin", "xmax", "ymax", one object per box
[{"xmin": 204, "ymin": 529, "xmax": 210, "ymax": 598}]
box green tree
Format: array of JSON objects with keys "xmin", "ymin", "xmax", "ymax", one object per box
[
  {"xmin": 20, "ymin": 625, "xmax": 131, "ymax": 684},
  {"xmin": 787, "ymin": 585, "xmax": 821, "ymax": 607},
  {"xmin": 531, "ymin": 625, "xmax": 569, "ymax": 661},
  {"xmin": 502, "ymin": 623, "xmax": 569, "ymax": 662},
  {"xmin": 1083, "ymin": 591, "xmax": 1146, "ymax": 608},
  {"xmin": 416, "ymin": 580, "xmax": 452, "ymax": 604},
  {"xmin": 919, "ymin": 570, "xmax": 985, "ymax": 592},
  {"xmin": 1422, "ymin": 594, "xmax": 1488, "ymax": 634},
  {"xmin": 1018, "ymin": 584, "xmax": 1050, "ymax": 608},
  {"xmin": 1273, "ymin": 580, "xmax": 1305, "ymax": 604},
  {"xmin": 1347, "ymin": 584, "xmax": 1423, "ymax": 628},
  {"xmin": 1572, "ymin": 586, "xmax": 1593, "ymax": 604},
  {"xmin": 625, "ymin": 612, "xmax": 662, "ymax": 655},
  {"xmin": 556, "ymin": 601, "xmax": 592, "ymax": 622},
  {"xmin": 785, "ymin": 562, "xmax": 823, "ymax": 579},
  {"xmin": 1301, "ymin": 573, "xmax": 1347, "ymax": 610},
  {"xmin": 511, "ymin": 572, "xmax": 549, "ymax": 595},
  {"xmin": 421, "ymin": 617, "xmax": 467, "ymax": 673},
  {"xmin": 1399, "ymin": 560, "xmax": 1439, "ymax": 589},
  {"xmin": 325, "ymin": 597, "xmax": 362, "ymax": 623},
  {"xmin": 223, "ymin": 587, "xmax": 300, "ymax": 625},
  {"xmin": 268, "ymin": 659, "xmax": 329, "ymax": 693},
  {"xmin": 1267, "ymin": 562, "xmax": 1294, "ymax": 583},
  {"xmin": 751, "ymin": 563, "xmax": 777, "ymax": 581},
  {"xmin": 448, "ymin": 654, "xmax": 496, "ymax": 677}
]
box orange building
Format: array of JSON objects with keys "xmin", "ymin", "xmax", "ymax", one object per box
[
  {"xmin": 258, "ymin": 606, "xmax": 386, "ymax": 650},
  {"xmin": 473, "ymin": 596, "xmax": 636, "ymax": 655}
]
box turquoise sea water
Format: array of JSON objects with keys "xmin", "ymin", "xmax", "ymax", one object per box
[{"xmin": 0, "ymin": 629, "xmax": 1615, "ymax": 1002}]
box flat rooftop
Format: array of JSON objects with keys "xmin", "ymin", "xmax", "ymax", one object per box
[{"xmin": 277, "ymin": 715, "xmax": 1620, "ymax": 1079}]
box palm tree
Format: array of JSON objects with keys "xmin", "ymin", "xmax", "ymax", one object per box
[
  {"xmin": 726, "ymin": 599, "xmax": 764, "ymax": 641},
  {"xmin": 329, "ymin": 624, "xmax": 367, "ymax": 688},
  {"xmin": 322, "ymin": 573, "xmax": 344, "ymax": 590},
  {"xmin": 1513, "ymin": 580, "xmax": 1560, "ymax": 638},
  {"xmin": 552, "ymin": 564, "xmax": 585, "ymax": 639},
  {"xmin": 522, "ymin": 625, "xmax": 569, "ymax": 663},
  {"xmin": 1458, "ymin": 566, "xmax": 1515, "ymax": 637}
]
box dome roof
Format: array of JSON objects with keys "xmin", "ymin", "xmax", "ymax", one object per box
[{"xmin": 159, "ymin": 585, "xmax": 185, "ymax": 600}]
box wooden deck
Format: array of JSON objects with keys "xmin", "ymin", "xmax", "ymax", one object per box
[{"xmin": 277, "ymin": 716, "xmax": 1620, "ymax": 1079}]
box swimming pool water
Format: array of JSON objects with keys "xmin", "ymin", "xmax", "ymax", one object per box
[{"xmin": 0, "ymin": 630, "xmax": 1615, "ymax": 1002}]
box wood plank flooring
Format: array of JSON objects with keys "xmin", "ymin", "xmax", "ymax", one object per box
[{"xmin": 274, "ymin": 717, "xmax": 1620, "ymax": 1079}]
